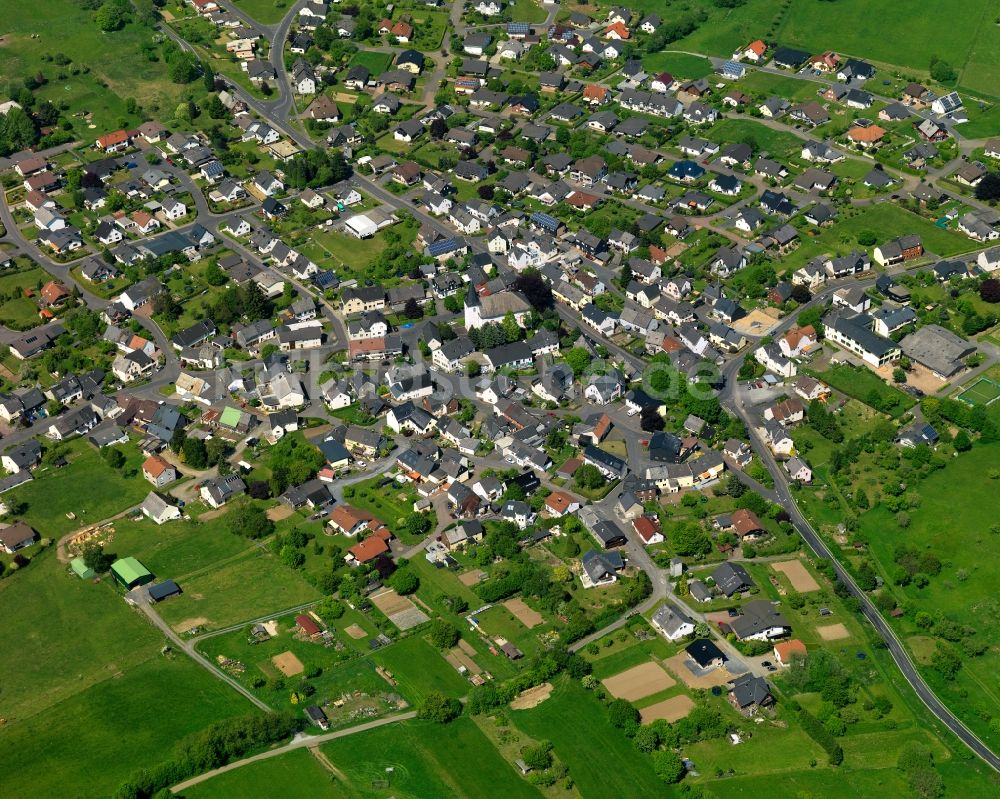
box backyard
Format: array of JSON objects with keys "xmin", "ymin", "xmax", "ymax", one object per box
[
  {"xmin": 811, "ymin": 363, "xmax": 916, "ymax": 418},
  {"xmin": 10, "ymin": 439, "xmax": 153, "ymax": 536},
  {"xmin": 0, "ymin": 261, "xmax": 48, "ymax": 330}
]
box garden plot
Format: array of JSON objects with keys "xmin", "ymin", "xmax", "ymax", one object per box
[
  {"xmin": 445, "ymin": 646, "xmax": 481, "ymax": 674},
  {"xmin": 458, "ymin": 569, "xmax": 486, "ymax": 586},
  {"xmin": 640, "ymin": 695, "xmax": 695, "ymax": 724},
  {"xmin": 272, "ymin": 651, "xmax": 304, "ymax": 677},
  {"xmin": 817, "ymin": 623, "xmax": 851, "ymax": 641},
  {"xmin": 510, "ymin": 682, "xmax": 553, "ymax": 710},
  {"xmin": 370, "ymin": 588, "xmax": 430, "ymax": 631},
  {"xmin": 772, "ymin": 560, "xmax": 820, "ymax": 592},
  {"xmin": 344, "ymin": 624, "xmax": 367, "ymax": 639},
  {"xmin": 504, "ymin": 597, "xmax": 544, "ymax": 629},
  {"xmin": 602, "ymin": 662, "xmax": 676, "ymax": 702}
]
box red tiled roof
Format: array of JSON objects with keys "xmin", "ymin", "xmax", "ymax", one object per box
[
  {"xmin": 774, "ymin": 639, "xmax": 807, "ymax": 662},
  {"xmin": 848, "ymin": 125, "xmax": 886, "ymax": 143},
  {"xmin": 348, "ymin": 535, "xmax": 390, "ymax": 563},
  {"xmin": 40, "ymin": 281, "xmax": 69, "ymax": 304},
  {"xmin": 296, "ymin": 614, "xmax": 321, "ymax": 636},
  {"xmin": 142, "ymin": 455, "xmax": 172, "ymax": 478},
  {"xmin": 633, "ymin": 516, "xmax": 661, "ymax": 543},
  {"xmin": 545, "ymin": 491, "xmax": 575, "ymax": 513},
  {"xmin": 97, "ymin": 129, "xmax": 130, "ymax": 149},
  {"xmin": 732, "ymin": 508, "xmax": 764, "ymax": 538},
  {"xmin": 329, "ymin": 504, "xmax": 374, "ymax": 532},
  {"xmin": 603, "ymin": 22, "xmax": 630, "ymax": 38}
]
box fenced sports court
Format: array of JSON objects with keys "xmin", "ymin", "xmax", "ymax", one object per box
[{"xmin": 957, "ymin": 377, "xmax": 1000, "ymax": 406}]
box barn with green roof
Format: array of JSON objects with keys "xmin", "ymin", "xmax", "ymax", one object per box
[{"xmin": 110, "ymin": 557, "xmax": 153, "ymax": 589}]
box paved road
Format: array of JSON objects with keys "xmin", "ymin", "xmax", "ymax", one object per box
[
  {"xmin": 718, "ymin": 322, "xmax": 1000, "ymax": 771},
  {"xmin": 170, "ymin": 710, "xmax": 418, "ymax": 792},
  {"xmin": 18, "ymin": 1, "xmax": 999, "ymax": 774}
]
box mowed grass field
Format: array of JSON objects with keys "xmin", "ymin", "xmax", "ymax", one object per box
[
  {"xmin": 511, "ymin": 677, "xmax": 664, "ymax": 796},
  {"xmin": 860, "ymin": 441, "xmax": 1000, "ymax": 752},
  {"xmin": 0, "ymin": 551, "xmax": 254, "ymax": 799},
  {"xmin": 322, "ymin": 718, "xmax": 543, "ymax": 799},
  {"xmin": 189, "ymin": 718, "xmax": 545, "ymax": 799},
  {"xmin": 182, "ymin": 748, "xmax": 347, "ymax": 799},
  {"xmin": 156, "ymin": 548, "xmax": 322, "ymax": 632},
  {"xmin": 0, "ymin": 0, "xmax": 186, "ymax": 136},
  {"xmin": 0, "ymin": 656, "xmax": 253, "ymax": 799},
  {"xmin": 643, "ymin": 52, "xmax": 714, "ymax": 80},
  {"xmin": 10, "ymin": 439, "xmax": 152, "ymax": 535},
  {"xmin": 0, "ymin": 550, "xmax": 165, "ymax": 722},
  {"xmin": 0, "ymin": 262, "xmax": 49, "ymax": 330},
  {"xmin": 109, "ymin": 514, "xmax": 256, "ymax": 580},
  {"xmin": 784, "ymin": 203, "xmax": 979, "ymax": 273},
  {"xmin": 230, "ymin": 0, "xmax": 291, "ymax": 25},
  {"xmin": 369, "ymin": 636, "xmax": 470, "ymax": 704},
  {"xmin": 704, "ymin": 118, "xmax": 805, "ymax": 162}
]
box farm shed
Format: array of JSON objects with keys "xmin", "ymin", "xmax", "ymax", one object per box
[
  {"xmin": 70, "ymin": 557, "xmax": 96, "ymax": 580},
  {"xmin": 110, "ymin": 557, "xmax": 154, "ymax": 589},
  {"xmin": 148, "ymin": 580, "xmax": 181, "ymax": 602}
]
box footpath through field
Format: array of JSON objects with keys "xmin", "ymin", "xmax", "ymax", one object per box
[{"xmin": 170, "ymin": 711, "xmax": 418, "ymax": 793}]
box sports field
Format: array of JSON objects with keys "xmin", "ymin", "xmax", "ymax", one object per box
[{"xmin": 957, "ymin": 377, "xmax": 1000, "ymax": 406}]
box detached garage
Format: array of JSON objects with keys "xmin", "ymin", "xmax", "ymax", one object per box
[{"xmin": 110, "ymin": 557, "xmax": 154, "ymax": 589}]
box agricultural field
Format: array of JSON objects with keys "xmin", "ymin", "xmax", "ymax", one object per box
[
  {"xmin": 0, "ymin": 0, "xmax": 186, "ymax": 137},
  {"xmin": 0, "ymin": 550, "xmax": 253, "ymax": 799},
  {"xmin": 775, "ymin": 0, "xmax": 997, "ymax": 91},
  {"xmin": 0, "ymin": 655, "xmax": 254, "ymax": 799}
]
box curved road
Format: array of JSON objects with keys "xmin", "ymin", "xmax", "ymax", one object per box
[
  {"xmin": 66, "ymin": 0, "xmax": 1000, "ymax": 776},
  {"xmin": 718, "ymin": 349, "xmax": 1000, "ymax": 770}
]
